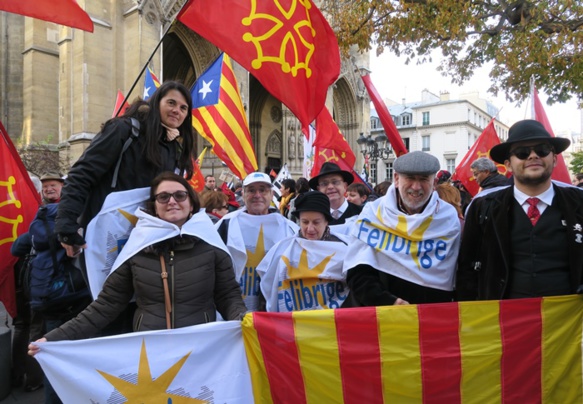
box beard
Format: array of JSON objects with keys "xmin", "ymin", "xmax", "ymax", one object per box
[{"xmin": 514, "ymin": 165, "xmax": 553, "ymax": 186}]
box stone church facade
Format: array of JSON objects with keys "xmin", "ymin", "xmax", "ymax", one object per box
[{"xmin": 0, "ymin": 0, "xmax": 369, "ymax": 179}]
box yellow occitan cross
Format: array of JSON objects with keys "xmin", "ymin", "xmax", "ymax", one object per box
[
  {"xmin": 0, "ymin": 176, "xmax": 24, "ymax": 246},
  {"xmin": 242, "ymin": 0, "xmax": 315, "ymax": 77}
]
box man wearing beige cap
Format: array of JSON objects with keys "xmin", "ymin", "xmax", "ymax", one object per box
[
  {"xmin": 457, "ymin": 119, "xmax": 583, "ymax": 301},
  {"xmin": 216, "ymin": 172, "xmax": 298, "ymax": 311},
  {"xmin": 343, "ymin": 151, "xmax": 461, "ymax": 306},
  {"xmin": 39, "ymin": 172, "xmax": 64, "ymax": 204}
]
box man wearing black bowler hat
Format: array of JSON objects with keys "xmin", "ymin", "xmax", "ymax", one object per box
[
  {"xmin": 308, "ymin": 162, "xmax": 362, "ymax": 225},
  {"xmin": 457, "ymin": 119, "xmax": 583, "ymax": 301}
]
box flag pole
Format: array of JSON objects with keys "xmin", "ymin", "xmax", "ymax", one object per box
[{"xmin": 114, "ymin": 3, "xmax": 188, "ymax": 117}]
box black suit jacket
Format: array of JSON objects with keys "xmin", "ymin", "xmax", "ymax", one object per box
[{"xmin": 329, "ymin": 202, "xmax": 363, "ymax": 225}]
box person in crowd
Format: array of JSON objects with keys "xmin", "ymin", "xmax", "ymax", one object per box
[
  {"xmin": 216, "ymin": 172, "xmax": 298, "ymax": 311},
  {"xmin": 287, "ymin": 177, "xmax": 310, "ymax": 222},
  {"xmin": 279, "ymin": 178, "xmax": 296, "ymax": 217},
  {"xmin": 55, "ymin": 81, "xmax": 196, "ymax": 259},
  {"xmin": 201, "ymin": 190, "xmax": 230, "ymax": 223},
  {"xmin": 233, "ymin": 182, "xmax": 244, "ymax": 207},
  {"xmin": 309, "ymin": 162, "xmax": 362, "ymax": 225},
  {"xmin": 470, "ymin": 157, "xmax": 509, "ymax": 191},
  {"xmin": 39, "ymin": 173, "xmax": 64, "ymax": 204},
  {"xmin": 346, "ymin": 183, "xmax": 371, "ymax": 206},
  {"xmin": 10, "ymin": 233, "xmax": 44, "ymax": 393},
  {"xmin": 343, "ymin": 151, "xmax": 461, "ymax": 306},
  {"xmin": 257, "ymin": 191, "xmax": 352, "ymax": 312},
  {"xmin": 436, "ymin": 183, "xmax": 464, "ymax": 227},
  {"xmin": 28, "ymin": 172, "xmax": 246, "ymax": 351},
  {"xmin": 574, "ymin": 173, "xmax": 583, "ymax": 188},
  {"xmin": 373, "ymin": 180, "xmax": 391, "ymax": 198},
  {"xmin": 457, "ymin": 119, "xmax": 583, "ymax": 300},
  {"xmin": 436, "ymin": 170, "xmax": 452, "ymax": 185},
  {"xmin": 204, "ymin": 175, "xmax": 216, "ymax": 192}
]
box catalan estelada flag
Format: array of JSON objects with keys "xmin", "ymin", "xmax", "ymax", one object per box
[
  {"xmin": 178, "ymin": 0, "xmax": 340, "ymax": 127},
  {"xmin": 142, "ymin": 67, "xmax": 160, "ymax": 101},
  {"xmin": 0, "ymin": 120, "xmax": 42, "ymax": 317},
  {"xmin": 191, "ymin": 53, "xmax": 258, "ymax": 180},
  {"xmin": 242, "ymin": 295, "xmax": 583, "ymax": 403}
]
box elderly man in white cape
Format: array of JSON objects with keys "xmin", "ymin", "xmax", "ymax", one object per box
[
  {"xmin": 342, "ymin": 151, "xmax": 461, "ymax": 307},
  {"xmin": 257, "ymin": 191, "xmax": 353, "ymax": 312},
  {"xmin": 216, "ymin": 172, "xmax": 299, "ymax": 312}
]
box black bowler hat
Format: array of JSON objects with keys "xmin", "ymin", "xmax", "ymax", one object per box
[
  {"xmin": 292, "ymin": 191, "xmax": 332, "ymax": 222},
  {"xmin": 308, "ymin": 162, "xmax": 354, "ymax": 190},
  {"xmin": 490, "ymin": 119, "xmax": 570, "ymax": 164}
]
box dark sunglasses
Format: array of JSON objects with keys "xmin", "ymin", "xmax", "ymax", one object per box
[
  {"xmin": 509, "ymin": 144, "xmax": 553, "ymax": 160},
  {"xmin": 154, "ymin": 191, "xmax": 189, "ymax": 204}
]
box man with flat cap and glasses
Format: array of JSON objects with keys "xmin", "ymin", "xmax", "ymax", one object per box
[
  {"xmin": 343, "ymin": 151, "xmax": 461, "ymax": 306},
  {"xmin": 457, "ymin": 119, "xmax": 583, "ymax": 301}
]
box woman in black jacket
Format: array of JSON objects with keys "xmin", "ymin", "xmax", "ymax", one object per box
[{"xmin": 55, "ymin": 81, "xmax": 196, "ymax": 258}]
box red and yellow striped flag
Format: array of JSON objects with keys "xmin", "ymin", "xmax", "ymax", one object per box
[
  {"xmin": 242, "ymin": 295, "xmax": 583, "ymax": 403},
  {"xmin": 191, "ymin": 53, "xmax": 258, "ymax": 180}
]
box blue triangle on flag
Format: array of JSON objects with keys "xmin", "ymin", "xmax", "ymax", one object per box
[{"xmin": 191, "ymin": 53, "xmax": 224, "ymax": 108}]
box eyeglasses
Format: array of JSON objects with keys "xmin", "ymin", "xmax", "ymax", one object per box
[
  {"xmin": 318, "ymin": 179, "xmax": 343, "ymax": 188},
  {"xmin": 509, "ymin": 144, "xmax": 553, "ymax": 160},
  {"xmin": 154, "ymin": 191, "xmax": 189, "ymax": 204},
  {"xmin": 221, "ymin": 205, "xmax": 229, "ymax": 210}
]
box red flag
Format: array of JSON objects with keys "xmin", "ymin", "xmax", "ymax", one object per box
[
  {"xmin": 0, "ymin": 121, "xmax": 42, "ymax": 317},
  {"xmin": 188, "ymin": 158, "xmax": 205, "ymax": 193},
  {"xmin": 361, "ymin": 74, "xmax": 408, "ymax": 157},
  {"xmin": 191, "ymin": 53, "xmax": 258, "ymax": 179},
  {"xmin": 311, "ymin": 107, "xmax": 361, "ymax": 182},
  {"xmin": 0, "ymin": 0, "xmax": 94, "ymax": 32},
  {"xmin": 178, "ymin": 0, "xmax": 340, "ymax": 128},
  {"xmin": 269, "ymin": 169, "xmax": 277, "ymax": 178},
  {"xmin": 532, "ymin": 86, "xmax": 571, "ymax": 183},
  {"xmin": 452, "ymin": 119, "xmax": 507, "ymax": 196},
  {"xmin": 112, "ymin": 90, "xmax": 130, "ymax": 118}
]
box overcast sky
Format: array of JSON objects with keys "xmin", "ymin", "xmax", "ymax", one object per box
[{"xmin": 369, "ymin": 50, "xmax": 582, "ymax": 136}]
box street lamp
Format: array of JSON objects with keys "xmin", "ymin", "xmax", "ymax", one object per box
[{"xmin": 357, "ymin": 132, "xmax": 394, "ymax": 183}]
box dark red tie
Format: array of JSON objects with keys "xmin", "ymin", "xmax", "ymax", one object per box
[{"xmin": 526, "ymin": 197, "xmax": 541, "ymax": 226}]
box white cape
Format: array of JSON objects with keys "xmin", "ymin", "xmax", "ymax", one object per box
[
  {"xmin": 111, "ymin": 208, "xmax": 230, "ymax": 273},
  {"xmin": 257, "ymin": 232, "xmax": 352, "ymax": 312},
  {"xmin": 215, "ymin": 210, "xmax": 298, "ymax": 311},
  {"xmin": 85, "ymin": 187, "xmax": 150, "ymax": 299},
  {"xmin": 343, "ymin": 185, "xmax": 461, "ymax": 291}
]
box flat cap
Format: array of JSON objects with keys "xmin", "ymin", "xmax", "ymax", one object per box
[{"xmin": 394, "ymin": 151, "xmax": 440, "ymax": 176}]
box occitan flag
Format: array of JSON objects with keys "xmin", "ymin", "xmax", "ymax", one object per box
[{"xmin": 188, "ymin": 147, "xmax": 208, "ymax": 193}]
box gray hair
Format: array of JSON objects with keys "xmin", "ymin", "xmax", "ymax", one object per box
[{"xmin": 470, "ymin": 157, "xmax": 497, "ymax": 173}]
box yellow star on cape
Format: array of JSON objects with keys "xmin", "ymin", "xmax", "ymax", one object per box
[
  {"xmin": 246, "ymin": 225, "xmax": 266, "ymax": 268},
  {"xmin": 97, "ymin": 340, "xmax": 205, "ymax": 403},
  {"xmin": 279, "ymin": 248, "xmax": 335, "ymax": 308}
]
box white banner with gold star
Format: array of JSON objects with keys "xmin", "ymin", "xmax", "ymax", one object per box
[
  {"xmin": 216, "ymin": 210, "xmax": 298, "ymax": 311},
  {"xmin": 85, "ymin": 187, "xmax": 150, "ymax": 299},
  {"xmin": 34, "ymin": 321, "xmax": 253, "ymax": 403},
  {"xmin": 343, "ymin": 185, "xmax": 461, "ymax": 291},
  {"xmin": 257, "ymin": 234, "xmax": 351, "ymax": 312}
]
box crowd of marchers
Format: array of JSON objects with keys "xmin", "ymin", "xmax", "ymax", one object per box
[{"xmin": 10, "ymin": 81, "xmax": 583, "ymax": 404}]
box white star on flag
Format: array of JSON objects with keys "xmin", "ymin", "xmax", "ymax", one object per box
[
  {"xmin": 143, "ymin": 86, "xmax": 152, "ymax": 99},
  {"xmin": 199, "ymin": 80, "xmax": 213, "ymax": 99}
]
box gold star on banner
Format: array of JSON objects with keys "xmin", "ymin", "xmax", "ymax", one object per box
[{"xmin": 97, "ymin": 340, "xmax": 206, "ymax": 403}]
